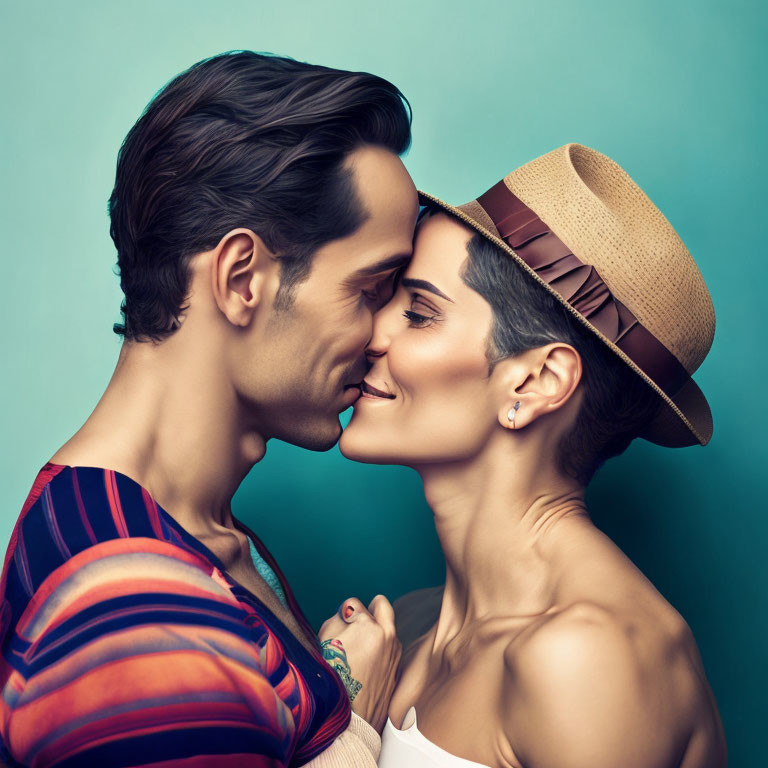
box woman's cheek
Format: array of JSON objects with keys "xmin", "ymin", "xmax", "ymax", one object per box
[
  {"xmin": 388, "ymin": 333, "xmax": 452, "ymax": 390},
  {"xmin": 398, "ymin": 328, "xmax": 489, "ymax": 391},
  {"xmin": 393, "ymin": 338, "xmax": 491, "ymax": 432}
]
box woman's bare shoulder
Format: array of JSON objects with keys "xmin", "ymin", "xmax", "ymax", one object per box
[{"xmin": 500, "ymin": 600, "xmax": 726, "ymax": 767}]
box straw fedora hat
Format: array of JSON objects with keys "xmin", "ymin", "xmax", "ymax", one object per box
[{"xmin": 418, "ymin": 143, "xmax": 715, "ymax": 448}]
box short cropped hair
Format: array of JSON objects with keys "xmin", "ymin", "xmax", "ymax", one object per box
[
  {"xmin": 108, "ymin": 50, "xmax": 412, "ymax": 341},
  {"xmin": 451, "ymin": 215, "xmax": 662, "ymax": 486}
]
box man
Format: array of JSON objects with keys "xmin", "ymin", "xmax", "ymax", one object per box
[{"xmin": 0, "ymin": 50, "xmax": 418, "ymax": 766}]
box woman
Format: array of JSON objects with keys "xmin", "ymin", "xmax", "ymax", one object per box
[{"xmin": 337, "ymin": 143, "xmax": 727, "ymax": 767}]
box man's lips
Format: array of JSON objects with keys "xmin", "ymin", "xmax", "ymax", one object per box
[
  {"xmin": 341, "ymin": 384, "xmax": 361, "ymax": 406},
  {"xmin": 360, "ymin": 379, "xmax": 395, "ymax": 399}
]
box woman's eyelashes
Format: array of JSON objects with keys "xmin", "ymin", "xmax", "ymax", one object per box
[
  {"xmin": 402, "ymin": 294, "xmax": 441, "ymax": 327},
  {"xmin": 402, "ymin": 309, "xmax": 432, "ymax": 326}
]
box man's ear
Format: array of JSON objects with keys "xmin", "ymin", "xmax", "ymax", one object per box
[
  {"xmin": 210, "ymin": 228, "xmax": 279, "ymax": 328},
  {"xmin": 493, "ymin": 343, "xmax": 583, "ymax": 431}
]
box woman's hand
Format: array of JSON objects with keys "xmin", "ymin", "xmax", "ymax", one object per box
[{"xmin": 319, "ymin": 594, "xmax": 402, "ymax": 733}]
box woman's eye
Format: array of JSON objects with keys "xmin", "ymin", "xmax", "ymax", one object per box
[{"xmin": 402, "ymin": 309, "xmax": 434, "ymax": 327}]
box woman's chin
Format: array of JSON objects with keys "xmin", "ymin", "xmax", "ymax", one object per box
[
  {"xmin": 339, "ymin": 431, "xmax": 379, "ymax": 463},
  {"xmin": 339, "ymin": 422, "xmax": 396, "ymax": 465}
]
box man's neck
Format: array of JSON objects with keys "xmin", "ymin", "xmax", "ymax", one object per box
[{"xmin": 50, "ymin": 335, "xmax": 267, "ymax": 537}]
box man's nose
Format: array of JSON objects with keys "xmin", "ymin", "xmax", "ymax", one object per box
[{"xmin": 365, "ymin": 299, "xmax": 397, "ymax": 359}]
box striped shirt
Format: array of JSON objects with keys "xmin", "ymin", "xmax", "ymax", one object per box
[{"xmin": 0, "ymin": 463, "xmax": 350, "ymax": 767}]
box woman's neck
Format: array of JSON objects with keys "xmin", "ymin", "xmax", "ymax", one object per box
[{"xmin": 417, "ymin": 441, "xmax": 590, "ymax": 649}]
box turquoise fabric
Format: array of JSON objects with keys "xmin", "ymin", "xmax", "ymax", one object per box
[{"xmin": 248, "ymin": 535, "xmax": 288, "ymax": 609}]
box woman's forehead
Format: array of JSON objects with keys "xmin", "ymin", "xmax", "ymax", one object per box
[{"xmin": 408, "ymin": 212, "xmax": 474, "ymax": 283}]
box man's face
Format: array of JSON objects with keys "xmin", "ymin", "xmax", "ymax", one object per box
[{"xmin": 244, "ymin": 145, "xmax": 419, "ymax": 450}]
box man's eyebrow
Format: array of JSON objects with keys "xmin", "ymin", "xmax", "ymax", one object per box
[
  {"xmin": 350, "ymin": 253, "xmax": 412, "ymax": 280},
  {"xmin": 401, "ymin": 277, "xmax": 454, "ymax": 303}
]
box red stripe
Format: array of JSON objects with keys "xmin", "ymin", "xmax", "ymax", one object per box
[
  {"xmin": 21, "ymin": 462, "xmax": 66, "ymax": 516},
  {"xmin": 72, "ymin": 468, "xmax": 98, "ymax": 545},
  {"xmin": 104, "ymin": 470, "xmax": 129, "ymax": 537},
  {"xmin": 142, "ymin": 487, "xmax": 165, "ymax": 540}
]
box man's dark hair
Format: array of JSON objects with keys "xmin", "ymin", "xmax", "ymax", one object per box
[
  {"xmin": 447, "ymin": 214, "xmax": 662, "ymax": 486},
  {"xmin": 108, "ymin": 50, "xmax": 412, "ymax": 342}
]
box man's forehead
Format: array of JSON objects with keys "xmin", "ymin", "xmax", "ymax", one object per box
[
  {"xmin": 311, "ymin": 146, "xmax": 418, "ymax": 280},
  {"xmin": 350, "ymin": 251, "xmax": 412, "ymax": 279},
  {"xmin": 308, "ymin": 228, "xmax": 414, "ymax": 283},
  {"xmin": 345, "ymin": 147, "xmax": 419, "ymax": 232}
]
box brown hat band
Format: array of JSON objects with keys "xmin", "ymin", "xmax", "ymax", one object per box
[{"xmin": 476, "ymin": 181, "xmax": 691, "ymax": 398}]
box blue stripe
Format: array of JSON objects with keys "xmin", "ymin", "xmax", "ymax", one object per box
[
  {"xmin": 42, "ymin": 486, "xmax": 72, "ymax": 560},
  {"xmin": 19, "ymin": 594, "xmax": 251, "ymax": 670},
  {"xmin": 53, "ymin": 725, "xmax": 290, "ymax": 768},
  {"xmin": 71, "ymin": 467, "xmax": 120, "ymax": 541}
]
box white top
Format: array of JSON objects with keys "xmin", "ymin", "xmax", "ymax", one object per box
[{"xmin": 379, "ymin": 706, "xmax": 491, "ymax": 768}]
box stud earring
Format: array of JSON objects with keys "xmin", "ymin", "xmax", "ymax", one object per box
[{"xmin": 507, "ymin": 401, "xmax": 521, "ymax": 426}]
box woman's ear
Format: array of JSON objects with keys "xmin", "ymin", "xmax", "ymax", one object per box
[
  {"xmin": 493, "ymin": 343, "xmax": 583, "ymax": 431},
  {"xmin": 211, "ymin": 228, "xmax": 280, "ymax": 328}
]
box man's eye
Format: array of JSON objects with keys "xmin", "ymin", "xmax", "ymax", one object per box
[{"xmin": 361, "ymin": 272, "xmax": 400, "ymax": 304}]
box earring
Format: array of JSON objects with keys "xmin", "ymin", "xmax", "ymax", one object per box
[{"xmin": 507, "ymin": 401, "xmax": 521, "ymax": 426}]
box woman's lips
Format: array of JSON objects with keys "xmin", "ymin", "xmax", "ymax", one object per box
[{"xmin": 360, "ymin": 380, "xmax": 395, "ymax": 399}]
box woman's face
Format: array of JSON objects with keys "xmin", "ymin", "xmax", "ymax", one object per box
[{"xmin": 339, "ymin": 212, "xmax": 505, "ymax": 467}]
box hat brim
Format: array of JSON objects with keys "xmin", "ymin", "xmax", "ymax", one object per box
[{"xmin": 417, "ymin": 190, "xmax": 713, "ymax": 448}]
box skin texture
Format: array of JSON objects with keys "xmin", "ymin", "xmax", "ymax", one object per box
[
  {"xmin": 48, "ymin": 144, "xmax": 419, "ymax": 729},
  {"xmin": 339, "ymin": 213, "xmax": 727, "ymax": 768}
]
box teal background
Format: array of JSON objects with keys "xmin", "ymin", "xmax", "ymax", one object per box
[{"xmin": 1, "ymin": 0, "xmax": 765, "ymax": 763}]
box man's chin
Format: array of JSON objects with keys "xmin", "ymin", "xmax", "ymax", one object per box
[{"xmin": 279, "ymin": 416, "xmax": 342, "ymax": 452}]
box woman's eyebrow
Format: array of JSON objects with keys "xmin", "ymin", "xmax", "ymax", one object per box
[{"xmin": 400, "ymin": 277, "xmax": 454, "ymax": 303}]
